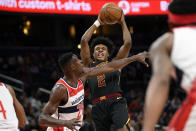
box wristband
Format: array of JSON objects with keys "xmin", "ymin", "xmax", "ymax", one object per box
[{"xmin": 94, "ymin": 20, "xmax": 100, "ymax": 27}]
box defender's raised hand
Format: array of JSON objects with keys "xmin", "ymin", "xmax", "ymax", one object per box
[
  {"xmin": 98, "ymin": 14, "xmax": 105, "ymax": 25},
  {"xmin": 119, "ymin": 11, "xmax": 125, "ymax": 24}
]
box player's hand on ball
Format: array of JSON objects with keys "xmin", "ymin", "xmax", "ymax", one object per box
[
  {"xmin": 99, "ymin": 3, "xmax": 122, "ymax": 24},
  {"xmin": 98, "ymin": 14, "xmax": 105, "ymax": 25},
  {"xmin": 135, "ymin": 51, "xmax": 149, "ymax": 67},
  {"xmin": 120, "ymin": 11, "xmax": 125, "ymax": 23}
]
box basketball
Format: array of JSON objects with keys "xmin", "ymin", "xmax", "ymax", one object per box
[{"xmin": 99, "ymin": 3, "xmax": 123, "ymax": 24}]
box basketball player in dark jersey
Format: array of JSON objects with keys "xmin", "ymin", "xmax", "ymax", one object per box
[
  {"xmin": 80, "ymin": 13, "xmax": 148, "ymax": 131},
  {"xmin": 142, "ymin": 0, "xmax": 196, "ymax": 130},
  {"xmin": 39, "ymin": 52, "xmax": 148, "ymax": 131}
]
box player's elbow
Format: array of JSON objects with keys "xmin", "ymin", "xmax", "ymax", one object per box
[
  {"xmin": 18, "ymin": 121, "xmax": 26, "ymax": 128},
  {"xmin": 16, "ymin": 107, "xmax": 26, "ymax": 128},
  {"xmin": 159, "ymin": 76, "xmax": 170, "ymax": 87},
  {"xmin": 18, "ymin": 117, "xmax": 26, "ymax": 128},
  {"xmin": 153, "ymin": 74, "xmax": 170, "ymax": 87},
  {"xmin": 80, "ymin": 37, "xmax": 88, "ymax": 45},
  {"xmin": 124, "ymin": 40, "xmax": 132, "ymax": 47},
  {"xmin": 38, "ymin": 114, "xmax": 47, "ymax": 126},
  {"xmin": 124, "ymin": 41, "xmax": 132, "ymax": 52}
]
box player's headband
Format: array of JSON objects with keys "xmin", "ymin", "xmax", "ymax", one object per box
[{"xmin": 168, "ymin": 11, "xmax": 196, "ymax": 25}]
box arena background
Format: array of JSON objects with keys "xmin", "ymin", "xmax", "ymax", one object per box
[{"xmin": 0, "ymin": 0, "xmax": 186, "ymax": 130}]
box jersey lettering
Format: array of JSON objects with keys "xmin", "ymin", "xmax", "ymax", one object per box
[
  {"xmin": 0, "ymin": 100, "xmax": 7, "ymax": 119},
  {"xmin": 97, "ymin": 74, "xmax": 106, "ymax": 87}
]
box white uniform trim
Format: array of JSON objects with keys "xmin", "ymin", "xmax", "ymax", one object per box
[
  {"xmin": 183, "ymin": 104, "xmax": 196, "ymax": 131},
  {"xmin": 0, "ymin": 83, "xmax": 18, "ymax": 130},
  {"xmin": 171, "ymin": 26, "xmax": 196, "ymax": 92}
]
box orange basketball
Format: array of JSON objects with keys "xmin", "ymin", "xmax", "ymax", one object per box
[{"xmin": 99, "ymin": 3, "xmax": 123, "ymax": 24}]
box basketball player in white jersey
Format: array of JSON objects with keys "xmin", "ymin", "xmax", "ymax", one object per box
[
  {"xmin": 39, "ymin": 52, "xmax": 148, "ymax": 131},
  {"xmin": 0, "ymin": 82, "xmax": 26, "ymax": 131},
  {"xmin": 142, "ymin": 0, "xmax": 196, "ymax": 130}
]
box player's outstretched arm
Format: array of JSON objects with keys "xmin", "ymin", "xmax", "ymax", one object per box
[
  {"xmin": 7, "ymin": 85, "xmax": 26, "ymax": 128},
  {"xmin": 80, "ymin": 17, "xmax": 103, "ymax": 67},
  {"xmin": 39, "ymin": 85, "xmax": 81, "ymax": 130},
  {"xmin": 113, "ymin": 13, "xmax": 132, "ymax": 61},
  {"xmin": 81, "ymin": 51, "xmax": 148, "ymax": 81},
  {"xmin": 142, "ymin": 33, "xmax": 174, "ymax": 131},
  {"xmin": 80, "ymin": 24, "xmax": 96, "ymax": 67}
]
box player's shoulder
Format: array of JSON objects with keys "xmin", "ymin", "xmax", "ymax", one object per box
[
  {"xmin": 150, "ymin": 32, "xmax": 173, "ymax": 52},
  {"xmin": 161, "ymin": 32, "xmax": 173, "ymax": 41},
  {"xmin": 49, "ymin": 84, "xmax": 68, "ymax": 100},
  {"xmin": 52, "ymin": 84, "xmax": 67, "ymax": 93},
  {"xmin": 4, "ymin": 84, "xmax": 16, "ymax": 98}
]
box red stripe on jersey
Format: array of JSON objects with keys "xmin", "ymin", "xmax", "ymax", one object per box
[
  {"xmin": 56, "ymin": 78, "xmax": 84, "ymax": 97},
  {"xmin": 53, "ymin": 127, "xmax": 64, "ymax": 131},
  {"xmin": 59, "ymin": 127, "xmax": 64, "ymax": 131},
  {"xmin": 168, "ymin": 97, "xmax": 194, "ymax": 131},
  {"xmin": 53, "ymin": 127, "xmax": 58, "ymax": 131},
  {"xmin": 0, "ymin": 82, "xmax": 3, "ymax": 86},
  {"xmin": 168, "ymin": 79, "xmax": 196, "ymax": 131}
]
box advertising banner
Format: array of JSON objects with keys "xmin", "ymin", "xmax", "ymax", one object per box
[{"xmin": 0, "ymin": 0, "xmax": 171, "ymax": 15}]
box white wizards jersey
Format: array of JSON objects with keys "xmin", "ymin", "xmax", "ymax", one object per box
[
  {"xmin": 0, "ymin": 82, "xmax": 18, "ymax": 131},
  {"xmin": 47, "ymin": 78, "xmax": 84, "ymax": 131},
  {"xmin": 171, "ymin": 26, "xmax": 196, "ymax": 92}
]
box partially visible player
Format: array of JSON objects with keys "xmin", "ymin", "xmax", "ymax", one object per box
[
  {"xmin": 39, "ymin": 51, "xmax": 148, "ymax": 131},
  {"xmin": 0, "ymin": 82, "xmax": 26, "ymax": 130},
  {"xmin": 143, "ymin": 0, "xmax": 196, "ymax": 130}
]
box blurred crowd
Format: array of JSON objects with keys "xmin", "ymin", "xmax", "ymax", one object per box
[{"xmin": 0, "ymin": 49, "xmax": 186, "ymax": 131}]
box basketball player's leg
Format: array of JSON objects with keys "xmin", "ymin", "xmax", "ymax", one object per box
[
  {"xmin": 91, "ymin": 104, "xmax": 111, "ymax": 131},
  {"xmin": 92, "ymin": 116, "xmax": 110, "ymax": 131},
  {"xmin": 110, "ymin": 97, "xmax": 130, "ymax": 131}
]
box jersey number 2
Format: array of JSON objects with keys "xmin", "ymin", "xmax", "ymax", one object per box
[
  {"xmin": 97, "ymin": 74, "xmax": 106, "ymax": 87},
  {"xmin": 0, "ymin": 100, "xmax": 6, "ymax": 119}
]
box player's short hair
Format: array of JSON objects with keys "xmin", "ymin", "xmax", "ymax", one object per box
[
  {"xmin": 58, "ymin": 52, "xmax": 73, "ymax": 69},
  {"xmin": 90, "ymin": 36, "xmax": 114, "ymax": 55},
  {"xmin": 168, "ymin": 0, "xmax": 196, "ymax": 14}
]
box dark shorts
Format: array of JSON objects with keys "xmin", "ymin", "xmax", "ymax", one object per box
[{"xmin": 91, "ymin": 97, "xmax": 129, "ymax": 131}]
